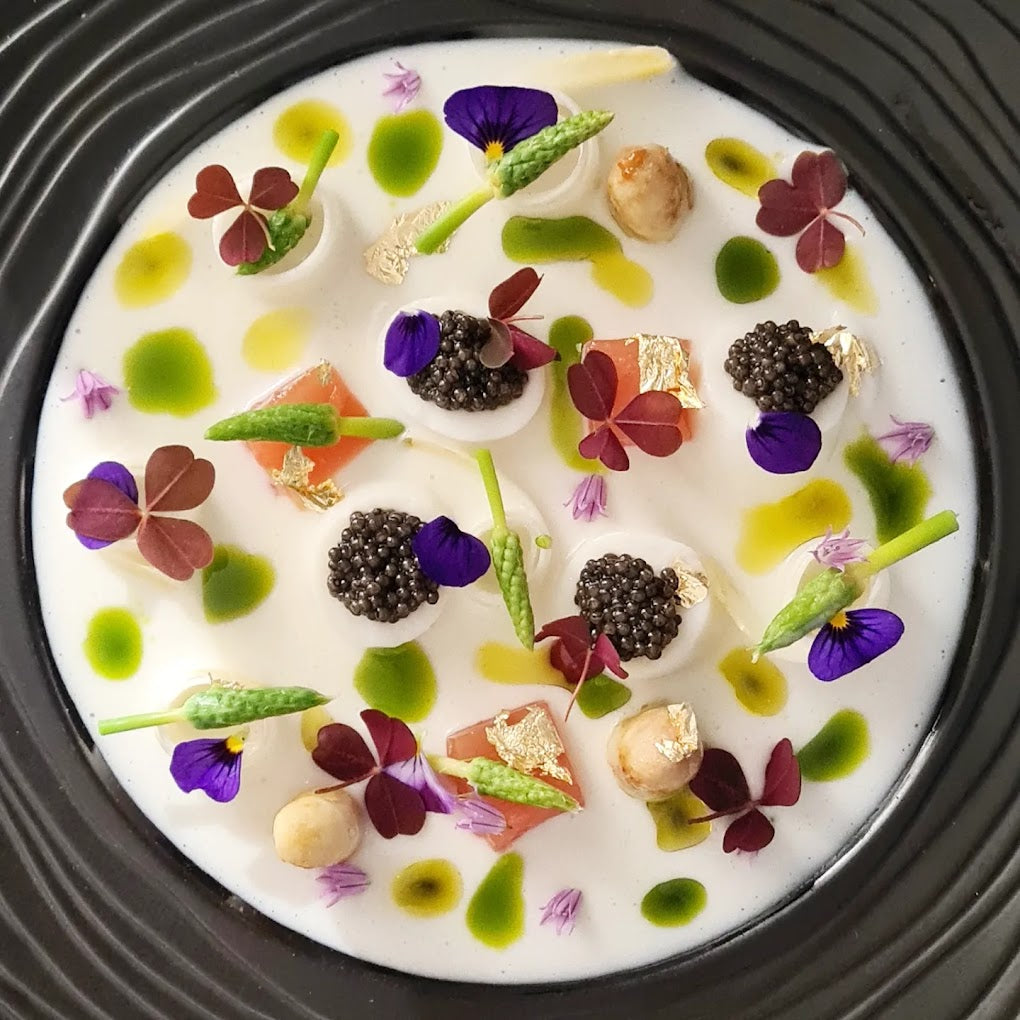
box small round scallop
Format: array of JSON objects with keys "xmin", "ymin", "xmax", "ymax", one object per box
[
  {"xmin": 555, "ymin": 531, "xmax": 712, "ymax": 682},
  {"xmin": 375, "ymin": 294, "xmax": 546, "ymax": 444},
  {"xmin": 606, "ymin": 143, "xmax": 693, "ymax": 243},
  {"xmin": 273, "ymin": 789, "xmax": 361, "ymax": 869}
]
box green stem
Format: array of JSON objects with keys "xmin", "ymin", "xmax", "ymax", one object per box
[
  {"xmin": 474, "ymin": 448, "xmax": 507, "ymax": 530},
  {"xmin": 98, "ymin": 709, "xmax": 184, "ymax": 735},
  {"xmin": 335, "ymin": 416, "xmax": 406, "ymax": 440},
  {"xmin": 415, "ymin": 187, "xmax": 494, "ymax": 254},
  {"xmin": 863, "ymin": 510, "xmax": 959, "ymax": 575},
  {"xmin": 293, "ymin": 129, "xmax": 340, "ymax": 214},
  {"xmin": 434, "ymin": 755, "xmax": 470, "ymax": 780}
]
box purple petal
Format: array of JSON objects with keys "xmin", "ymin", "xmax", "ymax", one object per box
[
  {"xmin": 540, "ymin": 888, "xmax": 582, "ymax": 935},
  {"xmin": 169, "ymin": 737, "xmax": 243, "ymax": 803},
  {"xmin": 876, "ymin": 416, "xmax": 935, "ymax": 466},
  {"xmin": 381, "ymin": 61, "xmax": 421, "ymax": 113},
  {"xmin": 384, "ymin": 754, "xmax": 459, "ymax": 814},
  {"xmin": 455, "ymin": 797, "xmax": 506, "ymax": 835},
  {"xmin": 412, "ymin": 515, "xmax": 491, "ymax": 588},
  {"xmin": 808, "ymin": 608, "xmax": 905, "ymax": 682},
  {"xmin": 443, "ymin": 85, "xmax": 558, "ymax": 156},
  {"xmin": 384, "ymin": 310, "xmax": 441, "ymax": 377},
  {"xmin": 564, "ymin": 473, "xmax": 608, "ymax": 522},
  {"xmin": 746, "ymin": 411, "xmax": 822, "ymax": 474},
  {"xmin": 78, "ymin": 461, "xmax": 139, "ymax": 550},
  {"xmin": 316, "ymin": 863, "xmax": 370, "ymax": 905},
  {"xmin": 811, "ymin": 527, "xmax": 868, "ymax": 572}
]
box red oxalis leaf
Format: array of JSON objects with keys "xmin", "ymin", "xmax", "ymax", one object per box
[
  {"xmin": 535, "ymin": 615, "xmax": 594, "ymax": 659},
  {"xmin": 795, "ymin": 217, "xmax": 845, "ymax": 273},
  {"xmin": 312, "ymin": 724, "xmax": 378, "ymax": 783},
  {"xmin": 723, "ymin": 808, "xmax": 775, "ymax": 853},
  {"xmin": 613, "ymin": 390, "xmax": 683, "ymax": 457},
  {"xmin": 689, "ymin": 748, "xmax": 752, "ymax": 814},
  {"xmin": 248, "ymin": 166, "xmax": 298, "ymax": 211},
  {"xmin": 360, "ymin": 709, "xmax": 417, "ymax": 767},
  {"xmin": 136, "ymin": 516, "xmax": 214, "ymax": 581},
  {"xmin": 792, "ymin": 150, "xmax": 847, "ymax": 211},
  {"xmin": 567, "ymin": 350, "xmax": 617, "ymax": 422},
  {"xmin": 363, "ymin": 772, "xmax": 426, "ymax": 839},
  {"xmin": 187, "ymin": 164, "xmax": 243, "ymax": 219},
  {"xmin": 479, "ymin": 318, "xmax": 514, "ymax": 368},
  {"xmin": 759, "ymin": 738, "xmax": 802, "ymax": 807},
  {"xmin": 219, "ymin": 209, "xmax": 270, "ymax": 267},
  {"xmin": 593, "ymin": 633, "xmax": 627, "ymax": 679},
  {"xmin": 489, "ymin": 267, "xmax": 542, "ymax": 320},
  {"xmin": 508, "ymin": 326, "xmax": 558, "ymax": 370},
  {"xmin": 578, "ymin": 426, "xmax": 629, "ymax": 471},
  {"xmin": 144, "ymin": 445, "xmax": 215, "ymax": 512},
  {"xmin": 65, "ymin": 478, "xmax": 141, "ymax": 542}
]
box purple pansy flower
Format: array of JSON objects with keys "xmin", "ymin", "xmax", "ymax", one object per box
[
  {"xmin": 384, "ymin": 752, "xmax": 459, "ymax": 814},
  {"xmin": 444, "ymin": 85, "xmax": 558, "ymax": 161},
  {"xmin": 62, "ymin": 369, "xmax": 119, "ymax": 419},
  {"xmin": 876, "ymin": 416, "xmax": 935, "ymax": 465},
  {"xmin": 169, "ymin": 735, "xmax": 244, "ymax": 803},
  {"xmin": 76, "ymin": 461, "xmax": 139, "ymax": 550},
  {"xmin": 412, "ymin": 515, "xmax": 491, "ymax": 587},
  {"xmin": 746, "ymin": 411, "xmax": 822, "ymax": 474},
  {"xmin": 811, "ymin": 527, "xmax": 868, "ymax": 572},
  {"xmin": 565, "ymin": 474, "xmax": 607, "ymax": 522},
  {"xmin": 316, "ymin": 863, "xmax": 370, "ymax": 905},
  {"xmin": 382, "ymin": 61, "xmax": 421, "ymax": 112},
  {"xmin": 384, "ymin": 310, "xmax": 441, "ymax": 378},
  {"xmin": 455, "ymin": 797, "xmax": 507, "ymax": 836},
  {"xmin": 807, "ymin": 608, "xmax": 905, "ymax": 682},
  {"xmin": 540, "ymin": 888, "xmax": 582, "ymax": 935}
]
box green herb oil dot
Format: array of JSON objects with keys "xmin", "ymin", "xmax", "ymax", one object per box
[
  {"xmin": 83, "ymin": 608, "xmax": 143, "ymax": 680},
  {"xmin": 391, "ymin": 859, "xmax": 462, "ymax": 918},
  {"xmin": 353, "ymin": 642, "xmax": 436, "ymax": 722},
  {"xmin": 503, "ymin": 216, "xmax": 653, "ymax": 307},
  {"xmin": 715, "ymin": 236, "xmax": 780, "ymax": 303},
  {"xmin": 646, "ymin": 789, "xmax": 712, "ymax": 852},
  {"xmin": 114, "ymin": 232, "xmax": 191, "ymax": 307},
  {"xmin": 466, "ymin": 852, "xmax": 525, "ymax": 949},
  {"xmin": 704, "ymin": 138, "xmax": 776, "ymax": 197},
  {"xmin": 201, "ymin": 545, "xmax": 275, "ymax": 624},
  {"xmin": 718, "ymin": 646, "xmax": 787, "ymax": 716},
  {"xmin": 576, "ymin": 673, "xmax": 632, "ymax": 719},
  {"xmin": 844, "ymin": 433, "xmax": 931, "ymax": 543},
  {"xmin": 123, "ymin": 327, "xmax": 216, "ymax": 417},
  {"xmin": 547, "ymin": 315, "xmax": 598, "ymax": 473},
  {"xmin": 798, "ymin": 709, "xmax": 871, "ymax": 781},
  {"xmin": 367, "ymin": 110, "xmax": 443, "ymax": 197},
  {"xmin": 640, "ymin": 878, "xmax": 707, "ymax": 927}
]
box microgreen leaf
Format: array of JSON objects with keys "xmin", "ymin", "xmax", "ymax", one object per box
[
  {"xmin": 507, "ymin": 325, "xmax": 558, "ymax": 370},
  {"xmin": 567, "ymin": 349, "xmax": 617, "ymax": 421},
  {"xmin": 480, "ymin": 319, "xmax": 515, "ymax": 369},
  {"xmin": 759, "ymin": 738, "xmax": 802, "ymax": 806},
  {"xmin": 537, "ymin": 614, "xmax": 629, "ymax": 718},
  {"xmin": 220, "ymin": 210, "xmax": 271, "ymax": 267},
  {"xmin": 578, "ymin": 427, "xmax": 629, "ymax": 471},
  {"xmin": 489, "ymin": 267, "xmax": 542, "ymax": 320},
  {"xmin": 144, "ymin": 445, "xmax": 216, "ymax": 512},
  {"xmin": 360, "ymin": 708, "xmax": 417, "ymax": 767},
  {"xmin": 136, "ymin": 516, "xmax": 214, "ymax": 582},
  {"xmin": 688, "ymin": 748, "xmax": 751, "ymax": 814},
  {"xmin": 613, "ymin": 391, "xmax": 684, "ymax": 456},
  {"xmin": 363, "ymin": 771, "xmax": 426, "ymax": 838},
  {"xmin": 722, "ymin": 808, "xmax": 775, "ymax": 853},
  {"xmin": 248, "ymin": 166, "xmax": 300, "ymax": 210},
  {"xmin": 312, "ymin": 723, "xmax": 378, "ymax": 783},
  {"xmin": 64, "ymin": 478, "xmax": 142, "ymax": 542},
  {"xmin": 187, "ymin": 165, "xmax": 243, "ymax": 218},
  {"xmin": 482, "ymin": 268, "xmax": 556, "ymax": 370}
]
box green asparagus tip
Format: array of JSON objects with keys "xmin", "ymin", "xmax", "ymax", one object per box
[{"xmin": 205, "ymin": 404, "xmax": 404, "ymax": 446}]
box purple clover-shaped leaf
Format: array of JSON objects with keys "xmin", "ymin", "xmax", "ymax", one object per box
[
  {"xmin": 807, "ymin": 608, "xmax": 905, "ymax": 682},
  {"xmin": 169, "ymin": 736, "xmax": 244, "ymax": 803},
  {"xmin": 537, "ymin": 614, "xmax": 628, "ymax": 718},
  {"xmin": 363, "ymin": 771, "xmax": 426, "ymax": 839},
  {"xmin": 759, "ymin": 738, "xmax": 801, "ymax": 807},
  {"xmin": 722, "ymin": 807, "xmax": 775, "ymax": 853},
  {"xmin": 745, "ymin": 412, "xmax": 821, "ymax": 474},
  {"xmin": 481, "ymin": 268, "xmax": 557, "ymax": 370},
  {"xmin": 384, "ymin": 310, "xmax": 441, "ymax": 377},
  {"xmin": 73, "ymin": 462, "xmax": 138, "ymax": 550},
  {"xmin": 311, "ymin": 723, "xmax": 378, "ymax": 784},
  {"xmin": 444, "ymin": 85, "xmax": 558, "ymax": 160},
  {"xmin": 361, "ymin": 708, "xmax": 418, "ymax": 767},
  {"xmin": 688, "ymin": 748, "xmax": 751, "ymax": 814},
  {"xmin": 412, "ymin": 516, "xmax": 491, "ymax": 587}
]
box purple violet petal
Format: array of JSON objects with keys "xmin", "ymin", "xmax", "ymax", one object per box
[
  {"xmin": 169, "ymin": 737, "xmax": 243, "ymax": 803},
  {"xmin": 443, "ymin": 85, "xmax": 558, "ymax": 157},
  {"xmin": 383, "ymin": 754, "xmax": 459, "ymax": 815},
  {"xmin": 807, "ymin": 608, "xmax": 905, "ymax": 682},
  {"xmin": 455, "ymin": 797, "xmax": 507, "ymax": 835},
  {"xmin": 316, "ymin": 863, "xmax": 370, "ymax": 906},
  {"xmin": 77, "ymin": 461, "xmax": 139, "ymax": 550},
  {"xmin": 412, "ymin": 515, "xmax": 491, "ymax": 588},
  {"xmin": 564, "ymin": 474, "xmax": 608, "ymax": 522},
  {"xmin": 746, "ymin": 411, "xmax": 822, "ymax": 474},
  {"xmin": 383, "ymin": 310, "xmax": 441, "ymax": 378},
  {"xmin": 381, "ymin": 61, "xmax": 421, "ymax": 112},
  {"xmin": 811, "ymin": 527, "xmax": 868, "ymax": 572},
  {"xmin": 540, "ymin": 888, "xmax": 582, "ymax": 935},
  {"xmin": 875, "ymin": 415, "xmax": 935, "ymax": 465}
]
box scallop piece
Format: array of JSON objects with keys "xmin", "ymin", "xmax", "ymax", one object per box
[
  {"xmin": 607, "ymin": 144, "xmax": 693, "ymax": 243},
  {"xmin": 273, "ymin": 789, "xmax": 361, "ymax": 869}
]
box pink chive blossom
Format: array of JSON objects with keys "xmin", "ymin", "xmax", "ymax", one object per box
[
  {"xmin": 540, "ymin": 888, "xmax": 582, "ymax": 935},
  {"xmin": 61, "ymin": 370, "xmax": 119, "ymax": 419},
  {"xmin": 565, "ymin": 474, "xmax": 607, "ymax": 522},
  {"xmin": 382, "ymin": 61, "xmax": 421, "ymax": 112},
  {"xmin": 455, "ymin": 797, "xmax": 506, "ymax": 836},
  {"xmin": 876, "ymin": 416, "xmax": 935, "ymax": 465},
  {"xmin": 811, "ymin": 527, "xmax": 868, "ymax": 572},
  {"xmin": 316, "ymin": 863, "xmax": 370, "ymax": 906}
]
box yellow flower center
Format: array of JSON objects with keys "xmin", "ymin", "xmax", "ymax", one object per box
[
  {"xmin": 829, "ymin": 610, "xmax": 850, "ymax": 630},
  {"xmin": 225, "ymin": 734, "xmax": 245, "ymax": 755},
  {"xmin": 484, "ymin": 139, "xmax": 505, "ymax": 161}
]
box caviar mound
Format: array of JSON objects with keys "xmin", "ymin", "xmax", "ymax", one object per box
[
  {"xmin": 574, "ymin": 553, "xmax": 682, "ymax": 662},
  {"xmin": 326, "ymin": 509, "xmax": 439, "ymax": 623},
  {"xmin": 406, "ymin": 310, "xmax": 527, "ymax": 412},
  {"xmin": 723, "ymin": 319, "xmax": 842, "ymax": 414}
]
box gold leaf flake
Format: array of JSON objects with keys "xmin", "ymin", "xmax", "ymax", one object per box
[
  {"xmin": 812, "ymin": 325, "xmax": 877, "ymax": 397},
  {"xmin": 632, "ymin": 333, "xmax": 705, "ymax": 408},
  {"xmin": 363, "ymin": 202, "xmax": 451, "ymax": 285},
  {"xmin": 270, "ymin": 445, "xmax": 343, "ymax": 512},
  {"xmin": 654, "ymin": 703, "xmax": 700, "ymax": 763},
  {"xmin": 315, "ymin": 359, "xmax": 333, "ymax": 387},
  {"xmin": 670, "ymin": 559, "xmax": 709, "ymax": 608},
  {"xmin": 485, "ymin": 705, "xmax": 571, "ymax": 784}
]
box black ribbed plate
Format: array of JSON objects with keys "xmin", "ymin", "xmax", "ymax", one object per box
[{"xmin": 2, "ymin": 1, "xmax": 1019, "ymax": 1017}]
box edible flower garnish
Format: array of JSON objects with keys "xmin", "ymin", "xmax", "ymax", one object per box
[
  {"xmin": 876, "ymin": 415, "xmax": 935, "ymax": 465},
  {"xmin": 64, "ymin": 445, "xmax": 215, "ymax": 581},
  {"xmin": 444, "ymin": 85, "xmax": 558, "ymax": 162},
  {"xmin": 62, "ymin": 369, "xmax": 119, "ymax": 418},
  {"xmin": 812, "ymin": 527, "xmax": 868, "ymax": 572},
  {"xmin": 415, "ymin": 104, "xmax": 613, "ymax": 254},
  {"xmin": 412, "ymin": 515, "xmax": 491, "ymax": 588},
  {"xmin": 170, "ymin": 735, "xmax": 245, "ymax": 803},
  {"xmin": 688, "ymin": 739, "xmax": 801, "ymax": 853},
  {"xmin": 317, "ymin": 863, "xmax": 370, "ymax": 905},
  {"xmin": 745, "ymin": 411, "xmax": 821, "ymax": 474},
  {"xmin": 384, "ymin": 310, "xmax": 441, "ymax": 377},
  {"xmin": 97, "ymin": 683, "xmax": 329, "ymax": 735},
  {"xmin": 568, "ymin": 349, "xmax": 683, "ymax": 471},
  {"xmin": 755, "ymin": 510, "xmax": 958, "ymax": 680},
  {"xmin": 475, "ymin": 449, "xmax": 536, "ymax": 648},
  {"xmin": 382, "ymin": 61, "xmax": 421, "ymax": 112},
  {"xmin": 566, "ymin": 474, "xmax": 608, "ymax": 521},
  {"xmin": 205, "ymin": 403, "xmax": 405, "ymax": 445},
  {"xmin": 540, "ymin": 888, "xmax": 582, "ymax": 935},
  {"xmin": 72, "ymin": 462, "xmax": 138, "ymax": 550},
  {"xmin": 536, "ymin": 615, "xmax": 628, "ymax": 719},
  {"xmin": 455, "ymin": 797, "xmax": 507, "ymax": 835},
  {"xmin": 385, "ymin": 751, "xmax": 459, "ymax": 814},
  {"xmin": 756, "ymin": 150, "xmax": 864, "ymax": 273},
  {"xmin": 481, "ymin": 267, "xmax": 558, "ymax": 370}
]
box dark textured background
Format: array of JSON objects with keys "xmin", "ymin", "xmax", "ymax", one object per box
[{"xmin": 2, "ymin": 2, "xmax": 1019, "ymax": 1017}]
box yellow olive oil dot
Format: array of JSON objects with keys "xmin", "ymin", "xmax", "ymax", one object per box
[
  {"xmin": 466, "ymin": 853, "xmax": 525, "ymax": 949},
  {"xmin": 640, "ymin": 877, "xmax": 706, "ymax": 927},
  {"xmin": 114, "ymin": 232, "xmax": 192, "ymax": 307},
  {"xmin": 798, "ymin": 709, "xmax": 871, "ymax": 781},
  {"xmin": 300, "ymin": 705, "xmax": 333, "ymax": 752},
  {"xmin": 83, "ymin": 608, "xmax": 143, "ymax": 680},
  {"xmin": 718, "ymin": 646, "xmax": 788, "ymax": 716},
  {"xmin": 273, "ymin": 100, "xmax": 352, "ymax": 165},
  {"xmin": 704, "ymin": 137, "xmax": 776, "ymax": 197},
  {"xmin": 391, "ymin": 859, "xmax": 463, "ymax": 918},
  {"xmin": 242, "ymin": 308, "xmax": 311, "ymax": 372},
  {"xmin": 475, "ymin": 642, "xmax": 571, "ymax": 689},
  {"xmin": 123, "ymin": 327, "xmax": 216, "ymax": 417},
  {"xmin": 815, "ymin": 243, "xmax": 878, "ymax": 315},
  {"xmin": 646, "ymin": 788, "xmax": 712, "ymax": 851}
]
